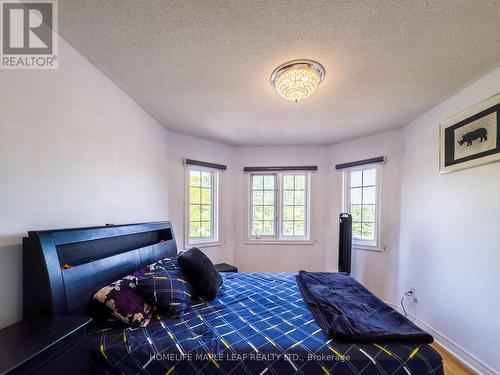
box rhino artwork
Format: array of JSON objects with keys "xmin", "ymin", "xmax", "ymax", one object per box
[{"xmin": 457, "ymin": 127, "xmax": 488, "ymax": 147}]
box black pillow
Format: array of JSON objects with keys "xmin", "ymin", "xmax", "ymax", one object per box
[{"xmin": 178, "ymin": 248, "xmax": 222, "ymax": 301}]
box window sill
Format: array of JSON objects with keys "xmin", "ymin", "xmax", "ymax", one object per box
[
  {"xmin": 186, "ymin": 241, "xmax": 223, "ymax": 249},
  {"xmin": 353, "ymin": 244, "xmax": 384, "ymax": 252},
  {"xmin": 244, "ymin": 239, "xmax": 316, "ymax": 246}
]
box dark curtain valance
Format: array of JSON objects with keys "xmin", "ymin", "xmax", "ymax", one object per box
[
  {"xmin": 243, "ymin": 166, "xmax": 318, "ymax": 172},
  {"xmin": 335, "ymin": 156, "xmax": 385, "ymax": 170},
  {"xmin": 184, "ymin": 159, "xmax": 227, "ymax": 170}
]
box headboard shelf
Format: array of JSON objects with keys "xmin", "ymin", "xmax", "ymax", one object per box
[
  {"xmin": 44, "ymin": 222, "xmax": 170, "ymax": 246},
  {"xmin": 23, "ymin": 221, "xmax": 178, "ymax": 318},
  {"xmin": 56, "ymin": 227, "xmax": 173, "ymax": 267}
]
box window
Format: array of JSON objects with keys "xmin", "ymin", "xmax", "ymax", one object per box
[
  {"xmin": 186, "ymin": 167, "xmax": 219, "ymax": 246},
  {"xmin": 250, "ymin": 175, "xmax": 276, "ymax": 237},
  {"xmin": 343, "ymin": 165, "xmax": 382, "ymax": 250},
  {"xmin": 282, "ymin": 174, "xmax": 307, "ymax": 237},
  {"xmin": 248, "ymin": 173, "xmax": 311, "ymax": 241}
]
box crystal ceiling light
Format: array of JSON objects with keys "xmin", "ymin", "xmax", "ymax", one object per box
[{"xmin": 270, "ymin": 59, "xmax": 325, "ymax": 103}]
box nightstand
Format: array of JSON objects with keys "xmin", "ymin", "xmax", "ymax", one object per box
[
  {"xmin": 0, "ymin": 316, "xmax": 92, "ymax": 375},
  {"xmin": 215, "ymin": 263, "xmax": 238, "ymax": 272}
]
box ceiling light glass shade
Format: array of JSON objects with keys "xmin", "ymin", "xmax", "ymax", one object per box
[{"xmin": 271, "ymin": 60, "xmax": 325, "ymax": 102}]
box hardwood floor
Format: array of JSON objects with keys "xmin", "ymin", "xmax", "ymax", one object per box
[{"xmin": 431, "ymin": 343, "xmax": 476, "ymax": 375}]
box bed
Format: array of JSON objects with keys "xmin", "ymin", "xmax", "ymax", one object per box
[{"xmin": 23, "ymin": 221, "xmax": 443, "ymax": 374}]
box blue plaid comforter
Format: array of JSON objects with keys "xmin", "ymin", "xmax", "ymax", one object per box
[{"xmin": 90, "ymin": 272, "xmax": 443, "ymax": 374}]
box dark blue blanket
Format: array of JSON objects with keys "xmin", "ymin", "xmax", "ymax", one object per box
[{"xmin": 297, "ymin": 271, "xmax": 434, "ymax": 344}]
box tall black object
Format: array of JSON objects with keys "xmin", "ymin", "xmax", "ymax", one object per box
[{"xmin": 338, "ymin": 213, "xmax": 352, "ymax": 274}]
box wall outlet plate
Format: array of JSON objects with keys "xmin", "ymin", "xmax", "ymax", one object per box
[
  {"xmin": 404, "ymin": 287, "xmax": 417, "ymax": 303},
  {"xmin": 409, "ymin": 287, "xmax": 417, "ymax": 303}
]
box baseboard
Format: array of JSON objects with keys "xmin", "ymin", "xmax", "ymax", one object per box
[{"xmin": 385, "ymin": 301, "xmax": 497, "ymax": 375}]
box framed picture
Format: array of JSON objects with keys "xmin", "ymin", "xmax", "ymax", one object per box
[{"xmin": 440, "ymin": 93, "xmax": 500, "ymax": 173}]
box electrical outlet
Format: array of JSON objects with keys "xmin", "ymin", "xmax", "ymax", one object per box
[{"xmin": 407, "ymin": 287, "xmax": 417, "ymax": 303}]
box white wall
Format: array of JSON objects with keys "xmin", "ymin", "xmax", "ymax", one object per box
[
  {"xmin": 0, "ymin": 37, "xmax": 170, "ymax": 329},
  {"xmin": 228, "ymin": 139, "xmax": 402, "ymax": 283},
  {"xmin": 326, "ymin": 130, "xmax": 404, "ymax": 303},
  {"xmin": 166, "ymin": 132, "xmax": 235, "ymax": 264},
  {"xmin": 231, "ymin": 146, "xmax": 330, "ymax": 272},
  {"xmin": 399, "ymin": 67, "xmax": 500, "ymax": 373}
]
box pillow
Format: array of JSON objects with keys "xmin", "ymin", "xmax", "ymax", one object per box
[
  {"xmin": 93, "ymin": 276, "xmax": 152, "ymax": 327},
  {"xmin": 136, "ymin": 270, "xmax": 192, "ymax": 316},
  {"xmin": 147, "ymin": 256, "xmax": 180, "ymax": 272},
  {"xmin": 178, "ymin": 247, "xmax": 222, "ymax": 301},
  {"xmin": 132, "ymin": 255, "xmax": 180, "ymax": 277}
]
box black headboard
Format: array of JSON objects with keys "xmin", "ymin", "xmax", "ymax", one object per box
[{"xmin": 23, "ymin": 221, "xmax": 178, "ymax": 318}]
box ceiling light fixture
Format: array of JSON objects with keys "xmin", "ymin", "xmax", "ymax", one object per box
[{"xmin": 270, "ymin": 59, "xmax": 325, "ymax": 103}]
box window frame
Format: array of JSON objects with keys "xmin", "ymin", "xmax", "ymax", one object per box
[
  {"xmin": 245, "ymin": 172, "xmax": 314, "ymax": 244},
  {"xmin": 342, "ymin": 164, "xmax": 383, "ymax": 252},
  {"xmin": 185, "ymin": 165, "xmax": 221, "ymax": 249},
  {"xmin": 248, "ymin": 173, "xmax": 278, "ymax": 239},
  {"xmin": 279, "ymin": 172, "xmax": 311, "ymax": 241}
]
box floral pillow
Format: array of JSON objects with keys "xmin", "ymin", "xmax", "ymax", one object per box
[
  {"xmin": 93, "ymin": 276, "xmax": 152, "ymax": 327},
  {"xmin": 137, "ymin": 269, "xmax": 192, "ymax": 317}
]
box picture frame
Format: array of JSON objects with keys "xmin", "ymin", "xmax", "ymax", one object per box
[{"xmin": 440, "ymin": 92, "xmax": 500, "ymax": 173}]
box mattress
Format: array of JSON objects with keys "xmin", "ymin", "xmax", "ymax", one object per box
[{"xmin": 88, "ymin": 272, "xmax": 443, "ymax": 374}]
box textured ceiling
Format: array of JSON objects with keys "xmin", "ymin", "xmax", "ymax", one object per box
[{"xmin": 59, "ymin": 0, "xmax": 500, "ymax": 146}]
